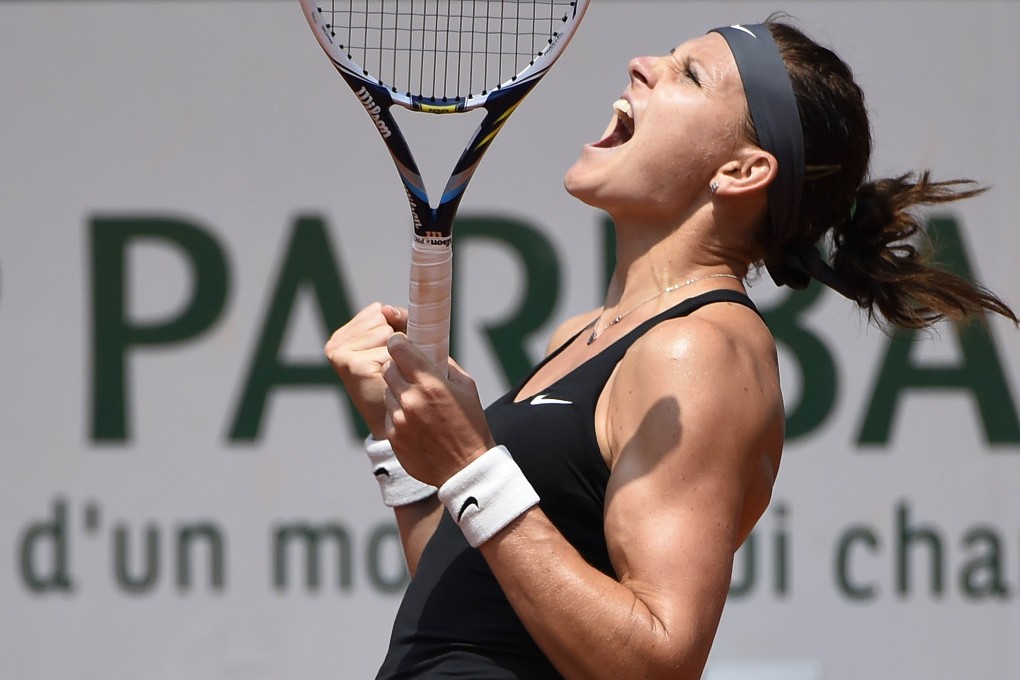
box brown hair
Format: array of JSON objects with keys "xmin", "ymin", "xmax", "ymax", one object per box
[{"xmin": 754, "ymin": 17, "xmax": 1016, "ymax": 330}]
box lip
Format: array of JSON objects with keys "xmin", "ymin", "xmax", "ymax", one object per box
[{"xmin": 590, "ymin": 92, "xmax": 635, "ymax": 150}]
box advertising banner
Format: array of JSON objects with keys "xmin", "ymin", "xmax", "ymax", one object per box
[{"xmin": 2, "ymin": 2, "xmax": 1018, "ymax": 678}]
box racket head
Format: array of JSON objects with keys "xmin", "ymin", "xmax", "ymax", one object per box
[
  {"xmin": 297, "ymin": 1, "xmax": 590, "ymax": 368},
  {"xmin": 299, "ymin": 0, "xmax": 589, "ymax": 112}
]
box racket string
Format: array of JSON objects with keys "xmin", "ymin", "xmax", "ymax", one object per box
[{"xmin": 323, "ymin": 0, "xmax": 574, "ymax": 101}]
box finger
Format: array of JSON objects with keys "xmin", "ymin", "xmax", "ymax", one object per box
[
  {"xmin": 381, "ymin": 356, "xmax": 412, "ymax": 396},
  {"xmin": 383, "ymin": 403, "xmax": 396, "ymax": 441},
  {"xmin": 341, "ymin": 302, "xmax": 398, "ymax": 335},
  {"xmin": 385, "ymin": 332, "xmax": 436, "ymax": 383},
  {"xmin": 382, "ymin": 383, "xmax": 401, "ymax": 415},
  {"xmin": 348, "ymin": 302, "xmax": 387, "ymax": 330},
  {"xmin": 342, "ymin": 345, "xmax": 393, "ymax": 378},
  {"xmin": 326, "ymin": 306, "xmax": 399, "ymax": 355},
  {"xmin": 382, "ymin": 384, "xmax": 406, "ymax": 439},
  {"xmin": 325, "ymin": 307, "xmax": 379, "ymax": 351},
  {"xmin": 325, "ymin": 326, "xmax": 387, "ymax": 357},
  {"xmin": 381, "ymin": 305, "xmax": 408, "ymax": 334}
]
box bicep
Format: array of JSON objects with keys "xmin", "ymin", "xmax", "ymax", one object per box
[
  {"xmin": 603, "ymin": 418, "xmax": 742, "ymax": 640},
  {"xmin": 601, "ymin": 332, "xmax": 770, "ymax": 639}
]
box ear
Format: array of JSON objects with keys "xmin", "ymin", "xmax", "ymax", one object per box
[{"xmin": 711, "ymin": 149, "xmax": 778, "ymax": 197}]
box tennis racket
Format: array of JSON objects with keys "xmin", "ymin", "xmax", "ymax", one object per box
[{"xmin": 298, "ymin": 0, "xmax": 589, "ymax": 367}]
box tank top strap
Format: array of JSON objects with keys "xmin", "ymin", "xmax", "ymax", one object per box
[
  {"xmin": 636, "ymin": 288, "xmax": 760, "ymax": 332},
  {"xmin": 594, "ymin": 289, "xmax": 761, "ymax": 367},
  {"xmin": 517, "ymin": 289, "xmax": 760, "ymax": 394}
]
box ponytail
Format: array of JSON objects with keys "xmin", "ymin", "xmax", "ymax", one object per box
[
  {"xmin": 831, "ymin": 172, "xmax": 1016, "ymax": 329},
  {"xmin": 765, "ymin": 17, "xmax": 1016, "ymax": 330}
]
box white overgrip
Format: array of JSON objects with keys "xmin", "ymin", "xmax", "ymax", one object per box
[{"xmin": 407, "ymin": 239, "xmax": 453, "ymax": 370}]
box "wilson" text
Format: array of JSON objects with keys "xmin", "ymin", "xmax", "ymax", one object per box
[{"xmin": 356, "ymin": 87, "xmax": 392, "ymax": 139}]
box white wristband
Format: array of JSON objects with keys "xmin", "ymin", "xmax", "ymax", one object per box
[
  {"xmin": 438, "ymin": 445, "xmax": 540, "ymax": 548},
  {"xmin": 364, "ymin": 437, "xmax": 437, "ymax": 507}
]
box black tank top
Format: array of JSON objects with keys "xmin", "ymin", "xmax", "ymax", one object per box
[{"xmin": 376, "ymin": 290, "xmax": 759, "ymax": 679}]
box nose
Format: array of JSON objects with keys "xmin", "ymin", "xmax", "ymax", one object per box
[{"xmin": 628, "ymin": 55, "xmax": 656, "ymax": 88}]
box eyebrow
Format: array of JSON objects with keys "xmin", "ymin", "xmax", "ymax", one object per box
[{"xmin": 669, "ymin": 48, "xmax": 704, "ymax": 76}]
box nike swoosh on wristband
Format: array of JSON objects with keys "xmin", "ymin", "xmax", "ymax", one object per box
[
  {"xmin": 373, "ymin": 467, "xmax": 390, "ymax": 478},
  {"xmin": 529, "ymin": 394, "xmax": 573, "ymax": 406},
  {"xmin": 457, "ymin": 496, "xmax": 479, "ymax": 522}
]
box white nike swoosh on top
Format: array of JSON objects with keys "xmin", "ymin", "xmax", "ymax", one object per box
[{"xmin": 530, "ymin": 394, "xmax": 573, "ymax": 406}]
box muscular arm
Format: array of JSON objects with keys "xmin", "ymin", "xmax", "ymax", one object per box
[
  {"xmin": 325, "ymin": 303, "xmax": 444, "ymax": 577},
  {"xmin": 475, "ymin": 317, "xmax": 783, "ymax": 678}
]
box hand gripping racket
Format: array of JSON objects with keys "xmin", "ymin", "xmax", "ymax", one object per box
[{"xmin": 298, "ymin": 0, "xmax": 589, "ymax": 367}]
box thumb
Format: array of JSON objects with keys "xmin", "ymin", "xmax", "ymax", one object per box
[
  {"xmin": 386, "ymin": 332, "xmax": 433, "ymax": 381},
  {"xmin": 381, "ymin": 304, "xmax": 408, "ymax": 334}
]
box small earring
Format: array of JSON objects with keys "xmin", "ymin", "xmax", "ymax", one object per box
[{"xmin": 709, "ymin": 181, "xmax": 719, "ymax": 195}]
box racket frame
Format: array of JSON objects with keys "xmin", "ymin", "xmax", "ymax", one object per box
[{"xmin": 299, "ymin": 0, "xmax": 589, "ymax": 364}]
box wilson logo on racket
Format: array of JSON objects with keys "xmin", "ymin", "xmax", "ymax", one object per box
[{"xmin": 355, "ymin": 87, "xmax": 392, "ymax": 139}]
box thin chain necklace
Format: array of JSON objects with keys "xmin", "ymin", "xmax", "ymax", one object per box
[{"xmin": 587, "ymin": 273, "xmax": 742, "ymax": 345}]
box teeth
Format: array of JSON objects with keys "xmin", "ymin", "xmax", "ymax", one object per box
[
  {"xmin": 613, "ymin": 98, "xmax": 633, "ymax": 120},
  {"xmin": 611, "ymin": 99, "xmax": 634, "ymax": 144}
]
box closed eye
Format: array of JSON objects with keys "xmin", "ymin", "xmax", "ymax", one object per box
[{"xmin": 668, "ymin": 48, "xmax": 701, "ymax": 86}]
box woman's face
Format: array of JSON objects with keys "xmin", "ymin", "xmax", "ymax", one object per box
[{"xmin": 564, "ymin": 32, "xmax": 749, "ymax": 224}]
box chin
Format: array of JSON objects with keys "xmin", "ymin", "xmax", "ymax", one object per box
[
  {"xmin": 563, "ymin": 178, "xmax": 600, "ymax": 210},
  {"xmin": 563, "ymin": 161, "xmax": 602, "ymax": 207}
]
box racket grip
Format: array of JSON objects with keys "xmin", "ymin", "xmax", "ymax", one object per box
[{"xmin": 407, "ymin": 240, "xmax": 453, "ymax": 370}]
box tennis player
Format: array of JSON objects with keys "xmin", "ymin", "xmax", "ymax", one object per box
[{"xmin": 326, "ymin": 17, "xmax": 1016, "ymax": 679}]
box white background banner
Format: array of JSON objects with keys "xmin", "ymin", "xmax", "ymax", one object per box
[{"xmin": 2, "ymin": 2, "xmax": 1019, "ymax": 679}]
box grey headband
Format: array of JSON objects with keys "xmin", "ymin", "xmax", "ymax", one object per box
[
  {"xmin": 710, "ymin": 24, "xmax": 804, "ymax": 246},
  {"xmin": 710, "ymin": 24, "xmax": 857, "ymax": 300}
]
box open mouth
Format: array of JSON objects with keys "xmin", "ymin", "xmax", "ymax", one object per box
[{"xmin": 593, "ymin": 99, "xmax": 634, "ymax": 149}]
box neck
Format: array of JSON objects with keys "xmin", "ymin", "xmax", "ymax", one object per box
[
  {"xmin": 604, "ymin": 217, "xmax": 750, "ymax": 311},
  {"xmin": 588, "ymin": 270, "xmax": 743, "ymax": 345}
]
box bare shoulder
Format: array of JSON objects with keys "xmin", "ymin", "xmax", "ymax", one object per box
[
  {"xmin": 624, "ymin": 299, "xmax": 775, "ymax": 399},
  {"xmin": 600, "ymin": 299, "xmax": 784, "ymax": 626},
  {"xmin": 543, "ymin": 308, "xmax": 599, "ymax": 356},
  {"xmin": 602, "ymin": 297, "xmax": 784, "ymax": 559},
  {"xmin": 621, "ymin": 299, "xmax": 777, "ymax": 396},
  {"xmin": 605, "ymin": 298, "xmax": 783, "ymax": 470}
]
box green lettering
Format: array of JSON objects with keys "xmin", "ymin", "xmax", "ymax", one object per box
[
  {"xmin": 760, "ymin": 281, "xmax": 839, "ymax": 440},
  {"xmin": 834, "ymin": 526, "xmax": 880, "ymax": 601},
  {"xmin": 272, "ymin": 521, "xmax": 352, "ymax": 591},
  {"xmin": 895, "ymin": 501, "xmax": 944, "ymax": 598},
  {"xmin": 19, "ymin": 497, "xmax": 75, "ymax": 593},
  {"xmin": 365, "ymin": 523, "xmax": 408, "ymax": 594},
  {"xmin": 859, "ymin": 216, "xmax": 1020, "ymax": 445},
  {"xmin": 90, "ymin": 216, "xmax": 228, "ymax": 442},
  {"xmin": 114, "ymin": 523, "xmax": 160, "ymax": 594},
  {"xmin": 230, "ymin": 216, "xmax": 363, "ymax": 441},
  {"xmin": 455, "ymin": 216, "xmax": 560, "ymax": 386},
  {"xmin": 176, "ymin": 523, "xmax": 226, "ymax": 591},
  {"xmin": 959, "ymin": 526, "xmax": 1009, "ymax": 599}
]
